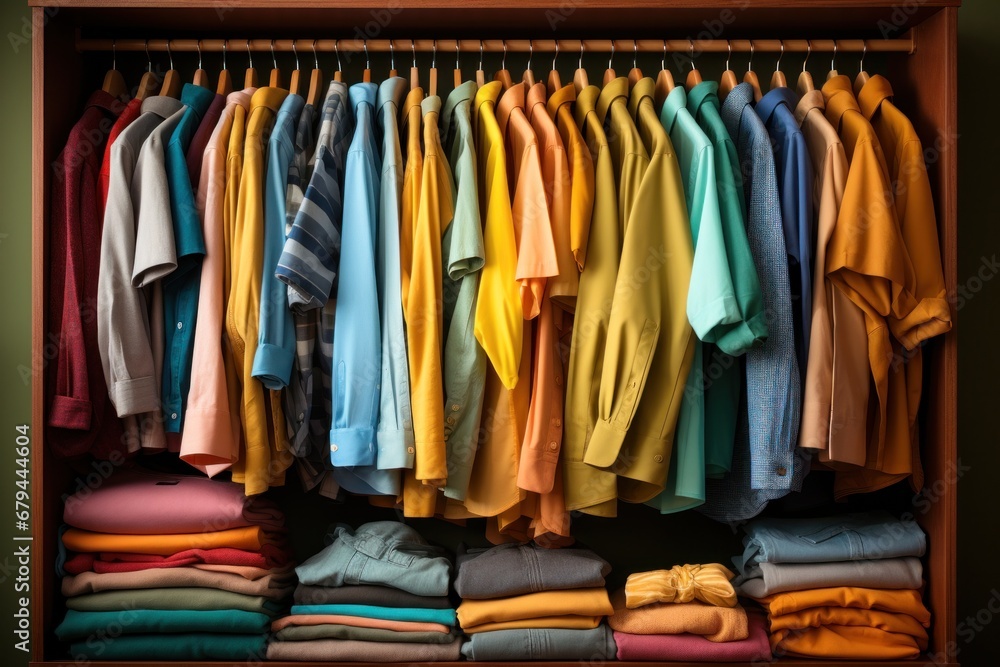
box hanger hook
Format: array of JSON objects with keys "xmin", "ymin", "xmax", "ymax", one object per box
[
  {"xmin": 578, "ymin": 40, "xmax": 585, "ymax": 70},
  {"xmin": 246, "ymin": 39, "xmax": 253, "ymax": 70},
  {"xmin": 270, "ymin": 39, "xmax": 277, "ymax": 70},
  {"xmin": 411, "ymin": 39, "xmax": 417, "ymax": 68},
  {"xmin": 726, "ymin": 40, "xmax": 732, "ymax": 71},
  {"xmin": 803, "ymin": 39, "xmax": 811, "ymax": 73},
  {"xmin": 364, "ymin": 39, "xmax": 370, "ymax": 70},
  {"xmin": 111, "ymin": 38, "xmax": 117, "ymax": 71},
  {"xmin": 312, "ymin": 39, "xmax": 319, "ymax": 70},
  {"xmin": 689, "ymin": 38, "xmax": 696, "ymax": 70},
  {"xmin": 662, "ymin": 40, "xmax": 667, "ymax": 71},
  {"xmin": 145, "ymin": 39, "xmax": 152, "ymax": 73},
  {"xmin": 335, "ymin": 39, "xmax": 342, "ymax": 72},
  {"xmin": 608, "ymin": 40, "xmax": 615, "ymax": 70},
  {"xmin": 831, "ymin": 40, "xmax": 838, "ymax": 72},
  {"xmin": 431, "ymin": 39, "xmax": 436, "ymax": 69},
  {"xmin": 633, "ymin": 39, "xmax": 638, "ymax": 69},
  {"xmin": 479, "ymin": 40, "xmax": 484, "ymax": 71},
  {"xmin": 747, "ymin": 39, "xmax": 754, "ymax": 73},
  {"xmin": 291, "ymin": 40, "xmax": 299, "ymax": 71},
  {"xmin": 389, "ymin": 40, "xmax": 395, "ymax": 71},
  {"xmin": 502, "ymin": 40, "xmax": 507, "ymax": 70},
  {"xmin": 456, "ymin": 39, "xmax": 461, "ymax": 71},
  {"xmin": 222, "ymin": 39, "xmax": 227, "ymax": 71},
  {"xmin": 776, "ymin": 40, "xmax": 784, "ymax": 73},
  {"xmin": 196, "ymin": 39, "xmax": 203, "ymax": 70},
  {"xmin": 859, "ymin": 40, "xmax": 868, "ymax": 72},
  {"xmin": 552, "ymin": 41, "xmax": 559, "ymax": 71},
  {"xmin": 527, "ymin": 39, "xmax": 533, "ymax": 71},
  {"xmin": 166, "ymin": 39, "xmax": 174, "ymax": 71}
]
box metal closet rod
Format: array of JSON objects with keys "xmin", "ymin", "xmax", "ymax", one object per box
[{"xmin": 76, "ymin": 37, "xmax": 915, "ymax": 55}]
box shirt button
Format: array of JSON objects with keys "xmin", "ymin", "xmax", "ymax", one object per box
[
  {"xmin": 176, "ymin": 322, "xmax": 183, "ymax": 330},
  {"xmin": 297, "ymin": 412, "xmax": 305, "ymax": 421},
  {"xmin": 553, "ymin": 419, "xmax": 562, "ymax": 427},
  {"xmin": 446, "ymin": 417, "xmax": 455, "ymax": 425},
  {"xmin": 170, "ymin": 412, "xmax": 178, "ymax": 420},
  {"xmin": 548, "ymin": 441, "xmax": 558, "ymax": 451},
  {"xmin": 407, "ymin": 446, "xmax": 414, "ymax": 454},
  {"xmin": 653, "ymin": 454, "xmax": 663, "ymax": 464},
  {"xmin": 776, "ymin": 467, "xmax": 787, "ymax": 476},
  {"xmin": 451, "ymin": 404, "xmax": 460, "ymax": 412},
  {"xmin": 331, "ymin": 444, "xmax": 339, "ymax": 452}
]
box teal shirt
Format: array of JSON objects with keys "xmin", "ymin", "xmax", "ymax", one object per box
[
  {"xmin": 70, "ymin": 634, "xmax": 268, "ymax": 661},
  {"xmin": 56, "ymin": 609, "xmax": 270, "ymax": 642},
  {"xmin": 686, "ymin": 81, "xmax": 768, "ymax": 477},
  {"xmin": 162, "ymin": 82, "xmax": 215, "ymax": 433},
  {"xmin": 440, "ymin": 81, "xmax": 487, "ymax": 502}
]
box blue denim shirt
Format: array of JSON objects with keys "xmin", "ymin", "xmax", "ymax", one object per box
[{"xmin": 733, "ymin": 511, "xmax": 927, "ymax": 571}]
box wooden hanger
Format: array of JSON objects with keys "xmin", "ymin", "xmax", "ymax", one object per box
[
  {"xmin": 102, "ymin": 40, "xmax": 128, "ymax": 100},
  {"xmin": 192, "ymin": 40, "xmax": 210, "ymax": 89},
  {"xmin": 797, "ymin": 40, "xmax": 816, "ymax": 95},
  {"xmin": 654, "ymin": 40, "xmax": 676, "ymax": 109},
  {"xmin": 854, "ymin": 41, "xmax": 871, "ymax": 95},
  {"xmin": 244, "ymin": 40, "xmax": 259, "ymax": 88},
  {"xmin": 573, "ymin": 41, "xmax": 589, "ymax": 92},
  {"xmin": 334, "ymin": 40, "xmax": 343, "ymax": 83},
  {"xmin": 306, "ymin": 40, "xmax": 323, "ymax": 107},
  {"xmin": 158, "ymin": 40, "xmax": 182, "ymax": 99},
  {"xmin": 770, "ymin": 40, "xmax": 787, "ymax": 90},
  {"xmin": 743, "ymin": 40, "xmax": 763, "ymax": 102},
  {"xmin": 268, "ymin": 40, "xmax": 282, "ymax": 88},
  {"xmin": 547, "ymin": 42, "xmax": 562, "ymax": 96},
  {"xmin": 602, "ymin": 41, "xmax": 617, "ymax": 86},
  {"xmin": 216, "ymin": 40, "xmax": 233, "ymax": 96},
  {"xmin": 476, "ymin": 40, "xmax": 486, "ymax": 87},
  {"xmin": 136, "ymin": 41, "xmax": 161, "ymax": 101},
  {"xmin": 523, "ymin": 40, "xmax": 536, "ymax": 87},
  {"xmin": 686, "ymin": 39, "xmax": 704, "ymax": 89},
  {"xmin": 719, "ymin": 40, "xmax": 739, "ymax": 103},
  {"xmin": 454, "ymin": 40, "xmax": 463, "ymax": 89},
  {"xmin": 288, "ymin": 41, "xmax": 302, "ymax": 96},
  {"xmin": 428, "ymin": 40, "xmax": 438, "ymax": 95},
  {"xmin": 627, "ymin": 39, "xmax": 643, "ymax": 89},
  {"xmin": 827, "ymin": 41, "xmax": 839, "ymax": 81},
  {"xmin": 362, "ymin": 40, "xmax": 372, "ymax": 84},
  {"xmin": 409, "ymin": 40, "xmax": 420, "ymax": 89},
  {"xmin": 495, "ymin": 40, "xmax": 514, "ymax": 90}
]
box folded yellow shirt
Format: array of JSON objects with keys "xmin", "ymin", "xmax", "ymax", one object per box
[
  {"xmin": 62, "ymin": 526, "xmax": 277, "ymax": 556},
  {"xmin": 769, "ymin": 605, "xmax": 930, "ymax": 640},
  {"xmin": 757, "ymin": 586, "xmax": 930, "ymax": 626},
  {"xmin": 457, "ymin": 588, "xmax": 613, "ymax": 629},
  {"xmin": 463, "ymin": 615, "xmax": 602, "ymax": 634},
  {"xmin": 771, "ymin": 625, "xmax": 926, "ymax": 660},
  {"xmin": 625, "ymin": 564, "xmax": 737, "ymax": 608},
  {"xmin": 608, "ymin": 590, "xmax": 748, "ymax": 642}
]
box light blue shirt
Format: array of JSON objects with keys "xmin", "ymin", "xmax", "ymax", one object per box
[
  {"xmin": 328, "ymin": 83, "xmax": 384, "ymax": 487},
  {"xmin": 252, "ymin": 93, "xmax": 303, "ymax": 389}
]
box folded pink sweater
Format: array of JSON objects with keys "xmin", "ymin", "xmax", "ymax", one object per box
[{"xmin": 614, "ymin": 610, "xmax": 771, "ymax": 662}]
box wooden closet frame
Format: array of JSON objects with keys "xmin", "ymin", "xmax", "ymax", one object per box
[{"xmin": 28, "ymin": 1, "xmax": 960, "ymax": 665}]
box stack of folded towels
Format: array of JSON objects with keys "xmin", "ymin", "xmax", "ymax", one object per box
[
  {"xmin": 56, "ymin": 469, "xmax": 294, "ymax": 661},
  {"xmin": 732, "ymin": 511, "xmax": 930, "ymax": 660},
  {"xmin": 267, "ymin": 521, "xmax": 462, "ymax": 661},
  {"xmin": 456, "ymin": 543, "xmax": 617, "ymax": 661},
  {"xmin": 610, "ymin": 563, "xmax": 772, "ymax": 662}
]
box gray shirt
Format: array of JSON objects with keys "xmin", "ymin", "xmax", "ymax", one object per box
[{"xmin": 462, "ymin": 626, "xmax": 616, "ymax": 661}]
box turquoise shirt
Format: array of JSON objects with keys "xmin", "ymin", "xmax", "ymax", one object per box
[
  {"xmin": 162, "ymin": 82, "xmax": 215, "ymax": 433},
  {"xmin": 440, "ymin": 81, "xmax": 487, "ymax": 502},
  {"xmin": 56, "ymin": 608, "xmax": 270, "ymax": 642},
  {"xmin": 253, "ymin": 92, "xmax": 303, "ymax": 388},
  {"xmin": 686, "ymin": 81, "xmax": 768, "ymax": 477},
  {"xmin": 290, "ymin": 604, "xmax": 457, "ymax": 626},
  {"xmin": 70, "ymin": 634, "xmax": 268, "ymax": 661}
]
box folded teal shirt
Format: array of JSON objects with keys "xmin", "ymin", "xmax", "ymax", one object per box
[
  {"xmin": 69, "ymin": 633, "xmax": 268, "ymax": 661},
  {"xmin": 289, "ymin": 604, "xmax": 457, "ymax": 626},
  {"xmin": 56, "ymin": 609, "xmax": 270, "ymax": 642}
]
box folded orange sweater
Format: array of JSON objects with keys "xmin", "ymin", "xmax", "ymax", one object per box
[
  {"xmin": 769, "ymin": 605, "xmax": 929, "ymax": 641},
  {"xmin": 62, "ymin": 526, "xmax": 279, "ymax": 556},
  {"xmin": 608, "ymin": 590, "xmax": 748, "ymax": 642},
  {"xmin": 757, "ymin": 586, "xmax": 930, "ymax": 626},
  {"xmin": 457, "ymin": 588, "xmax": 613, "ymax": 629},
  {"xmin": 771, "ymin": 625, "xmax": 926, "ymax": 660},
  {"xmin": 463, "ymin": 615, "xmax": 602, "ymax": 634}
]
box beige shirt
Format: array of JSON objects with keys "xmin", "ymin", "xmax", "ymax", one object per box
[{"xmin": 794, "ymin": 90, "xmax": 870, "ymax": 463}]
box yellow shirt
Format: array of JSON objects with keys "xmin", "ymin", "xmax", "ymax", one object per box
[
  {"xmin": 399, "ymin": 87, "xmax": 424, "ymax": 318},
  {"xmin": 226, "ymin": 87, "xmax": 292, "ymax": 495},
  {"xmin": 583, "ymin": 77, "xmax": 695, "ymax": 504}
]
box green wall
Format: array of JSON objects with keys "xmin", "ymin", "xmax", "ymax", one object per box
[{"xmin": 1, "ymin": 0, "xmax": 998, "ymax": 664}]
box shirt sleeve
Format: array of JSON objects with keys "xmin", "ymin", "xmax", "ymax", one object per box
[
  {"xmin": 329, "ymin": 145, "xmax": 382, "ymax": 468},
  {"xmin": 512, "ymin": 142, "xmax": 559, "ymax": 320},
  {"xmin": 132, "ymin": 130, "xmax": 178, "ymax": 288}
]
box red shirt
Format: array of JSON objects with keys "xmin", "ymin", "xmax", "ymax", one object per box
[
  {"xmin": 47, "ymin": 89, "xmax": 126, "ymax": 459},
  {"xmin": 97, "ymin": 96, "xmax": 142, "ymax": 215},
  {"xmin": 185, "ymin": 92, "xmax": 225, "ymax": 191}
]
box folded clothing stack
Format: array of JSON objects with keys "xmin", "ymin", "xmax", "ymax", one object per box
[
  {"xmin": 456, "ymin": 543, "xmax": 616, "ymax": 661},
  {"xmin": 732, "ymin": 511, "xmax": 930, "ymax": 660},
  {"xmin": 610, "ymin": 563, "xmax": 771, "ymax": 662},
  {"xmin": 267, "ymin": 521, "xmax": 462, "ymax": 662},
  {"xmin": 56, "ymin": 469, "xmax": 294, "ymax": 661}
]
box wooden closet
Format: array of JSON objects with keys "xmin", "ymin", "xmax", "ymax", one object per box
[{"xmin": 28, "ymin": 1, "xmax": 960, "ymax": 665}]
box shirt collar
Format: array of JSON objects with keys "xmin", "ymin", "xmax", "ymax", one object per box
[
  {"xmin": 403, "ymin": 86, "xmax": 425, "ymax": 119},
  {"xmin": 794, "ymin": 89, "xmax": 825, "ymax": 125},
  {"xmin": 227, "ymin": 87, "xmax": 256, "ymax": 111},
  {"xmin": 546, "ymin": 83, "xmax": 575, "ymax": 122},
  {"xmin": 378, "ymin": 76, "xmax": 408, "ymax": 115},
  {"xmin": 421, "ymin": 94, "xmax": 442, "ymax": 117},
  {"xmin": 349, "ymin": 81, "xmax": 378, "ymax": 112},
  {"xmin": 441, "ymin": 80, "xmax": 476, "ymax": 138},
  {"xmin": 574, "ymin": 84, "xmax": 599, "ymax": 128},
  {"xmin": 755, "ymin": 86, "xmax": 800, "ymax": 125},
  {"xmin": 180, "ymin": 82, "xmax": 217, "ymax": 118},
  {"xmin": 140, "ymin": 95, "xmax": 184, "ymax": 119},
  {"xmin": 276, "ymin": 93, "xmax": 305, "ymax": 126},
  {"xmin": 720, "ymin": 82, "xmax": 753, "ymax": 139},
  {"xmin": 496, "ymin": 82, "xmax": 526, "ymax": 137},
  {"xmin": 856, "ymin": 74, "xmax": 894, "ymax": 121},
  {"xmin": 525, "ymin": 81, "xmax": 547, "ymax": 123},
  {"xmin": 687, "ymin": 80, "xmax": 720, "ymax": 118},
  {"xmin": 626, "ymin": 76, "xmax": 654, "ymax": 119},
  {"xmin": 821, "ymin": 75, "xmax": 862, "ymax": 130},
  {"xmin": 596, "ymin": 76, "xmax": 629, "ymax": 126},
  {"xmin": 249, "ymin": 86, "xmax": 288, "ymax": 114},
  {"xmin": 659, "ymin": 85, "xmax": 688, "ymax": 134},
  {"xmin": 84, "ymin": 89, "xmax": 124, "ymax": 115}
]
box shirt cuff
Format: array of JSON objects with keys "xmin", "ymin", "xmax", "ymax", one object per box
[
  {"xmin": 251, "ymin": 343, "xmax": 295, "ymax": 390},
  {"xmin": 711, "ymin": 308, "xmax": 770, "ymax": 356},
  {"xmin": 329, "ymin": 427, "xmax": 376, "ymax": 467},
  {"xmin": 376, "ymin": 428, "xmax": 415, "ymax": 470},
  {"xmin": 888, "ymin": 296, "xmax": 952, "ymax": 351},
  {"xmin": 48, "ymin": 395, "xmax": 92, "ymax": 431},
  {"xmin": 583, "ymin": 419, "xmax": 628, "ymax": 469},
  {"xmin": 111, "ymin": 375, "xmax": 160, "ymax": 417}
]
